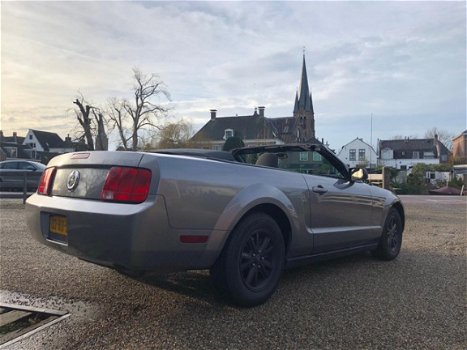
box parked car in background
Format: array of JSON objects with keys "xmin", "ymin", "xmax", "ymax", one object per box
[
  {"xmin": 0, "ymin": 160, "xmax": 45, "ymax": 191},
  {"xmin": 26, "ymin": 144, "xmax": 404, "ymax": 306}
]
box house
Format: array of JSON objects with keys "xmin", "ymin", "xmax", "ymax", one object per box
[
  {"xmin": 22, "ymin": 129, "xmax": 86, "ymax": 163},
  {"xmin": 378, "ymin": 136, "xmax": 451, "ymax": 170},
  {"xmin": 191, "ymin": 54, "xmax": 321, "ymax": 149},
  {"xmin": 0, "ymin": 131, "xmax": 31, "ymax": 161},
  {"xmin": 451, "ymin": 130, "xmax": 467, "ymax": 164},
  {"xmin": 23, "ymin": 129, "xmax": 75, "ymax": 153},
  {"xmin": 337, "ymin": 138, "xmax": 377, "ymax": 169}
]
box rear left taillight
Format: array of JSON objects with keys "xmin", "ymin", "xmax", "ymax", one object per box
[
  {"xmin": 100, "ymin": 167, "xmax": 152, "ymax": 203},
  {"xmin": 37, "ymin": 167, "xmax": 56, "ymax": 195}
]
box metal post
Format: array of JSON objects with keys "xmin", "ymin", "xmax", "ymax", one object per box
[{"xmin": 23, "ymin": 172, "xmax": 27, "ymax": 204}]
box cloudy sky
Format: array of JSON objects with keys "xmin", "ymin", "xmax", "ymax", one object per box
[{"xmin": 1, "ymin": 1, "xmax": 465, "ymax": 150}]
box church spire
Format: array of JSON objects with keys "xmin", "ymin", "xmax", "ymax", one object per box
[
  {"xmin": 293, "ymin": 52, "xmax": 316, "ymax": 142},
  {"xmin": 294, "ymin": 53, "xmax": 314, "ymax": 114}
]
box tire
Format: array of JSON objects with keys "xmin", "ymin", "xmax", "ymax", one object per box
[
  {"xmin": 115, "ymin": 267, "xmax": 145, "ymax": 278},
  {"xmin": 373, "ymin": 208, "xmax": 403, "ymax": 261},
  {"xmin": 210, "ymin": 213, "xmax": 285, "ymax": 307}
]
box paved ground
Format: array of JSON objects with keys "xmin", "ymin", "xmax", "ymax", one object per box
[{"xmin": 0, "ymin": 196, "xmax": 465, "ymax": 349}]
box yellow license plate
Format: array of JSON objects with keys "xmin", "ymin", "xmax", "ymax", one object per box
[{"xmin": 49, "ymin": 215, "xmax": 68, "ymax": 236}]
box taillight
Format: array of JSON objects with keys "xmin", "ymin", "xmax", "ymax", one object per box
[
  {"xmin": 100, "ymin": 167, "xmax": 152, "ymax": 203},
  {"xmin": 37, "ymin": 167, "xmax": 56, "ymax": 195}
]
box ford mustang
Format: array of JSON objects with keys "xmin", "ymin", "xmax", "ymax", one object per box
[{"xmin": 26, "ymin": 144, "xmax": 404, "ymax": 306}]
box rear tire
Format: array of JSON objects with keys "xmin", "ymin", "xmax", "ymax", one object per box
[
  {"xmin": 115, "ymin": 267, "xmax": 145, "ymax": 278},
  {"xmin": 210, "ymin": 213, "xmax": 285, "ymax": 307},
  {"xmin": 373, "ymin": 208, "xmax": 403, "ymax": 261}
]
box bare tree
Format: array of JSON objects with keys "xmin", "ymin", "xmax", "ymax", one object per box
[
  {"xmin": 73, "ymin": 95, "xmax": 96, "ymax": 150},
  {"xmin": 425, "ymin": 127, "xmax": 453, "ymax": 150},
  {"xmin": 107, "ymin": 98, "xmax": 131, "ymax": 150},
  {"xmin": 156, "ymin": 120, "xmax": 193, "ymax": 149},
  {"xmin": 107, "ymin": 68, "xmax": 171, "ymax": 151}
]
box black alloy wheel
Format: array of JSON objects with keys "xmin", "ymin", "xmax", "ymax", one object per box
[
  {"xmin": 239, "ymin": 230, "xmax": 275, "ymax": 292},
  {"xmin": 373, "ymin": 208, "xmax": 403, "ymax": 261},
  {"xmin": 210, "ymin": 213, "xmax": 285, "ymax": 307}
]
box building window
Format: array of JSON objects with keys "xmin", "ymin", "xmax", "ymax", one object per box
[
  {"xmin": 212, "ymin": 145, "xmax": 221, "ymax": 151},
  {"xmin": 29, "ymin": 135, "xmax": 33, "ymax": 140},
  {"xmin": 224, "ymin": 129, "xmax": 234, "ymax": 140},
  {"xmin": 358, "ymin": 149, "xmax": 366, "ymax": 161},
  {"xmin": 4, "ymin": 147, "xmax": 17, "ymax": 158},
  {"xmin": 381, "ymin": 148, "xmax": 393, "ymax": 160},
  {"xmin": 349, "ymin": 149, "xmax": 356, "ymax": 161},
  {"xmin": 312, "ymin": 152, "xmax": 322, "ymax": 162},
  {"xmin": 299, "ymin": 152, "xmax": 309, "ymax": 161},
  {"xmin": 400, "ymin": 165, "xmax": 407, "ymax": 170},
  {"xmin": 413, "ymin": 151, "xmax": 420, "ymax": 159},
  {"xmin": 424, "ymin": 152, "xmax": 434, "ymax": 159}
]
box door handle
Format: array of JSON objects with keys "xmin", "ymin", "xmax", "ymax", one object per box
[{"xmin": 312, "ymin": 185, "xmax": 328, "ymax": 194}]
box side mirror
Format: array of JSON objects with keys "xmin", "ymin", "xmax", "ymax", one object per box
[{"xmin": 351, "ymin": 168, "xmax": 368, "ymax": 181}]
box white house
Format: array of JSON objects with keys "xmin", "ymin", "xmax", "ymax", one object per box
[
  {"xmin": 23, "ymin": 129, "xmax": 75, "ymax": 154},
  {"xmin": 337, "ymin": 138, "xmax": 377, "ymax": 168},
  {"xmin": 378, "ymin": 137, "xmax": 450, "ymax": 170}
]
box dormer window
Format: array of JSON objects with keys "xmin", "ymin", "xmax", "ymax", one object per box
[{"xmin": 224, "ymin": 129, "xmax": 234, "ymax": 140}]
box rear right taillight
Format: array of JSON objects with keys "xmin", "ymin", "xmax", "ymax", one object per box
[
  {"xmin": 38, "ymin": 167, "xmax": 56, "ymax": 195},
  {"xmin": 100, "ymin": 167, "xmax": 152, "ymax": 203}
]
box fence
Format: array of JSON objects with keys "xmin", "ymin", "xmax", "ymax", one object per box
[{"xmin": 0, "ymin": 171, "xmax": 42, "ymax": 203}]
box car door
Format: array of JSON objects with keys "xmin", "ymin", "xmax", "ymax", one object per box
[
  {"xmin": 0, "ymin": 161, "xmax": 20, "ymax": 189},
  {"xmin": 302, "ymin": 150, "xmax": 379, "ymax": 253}
]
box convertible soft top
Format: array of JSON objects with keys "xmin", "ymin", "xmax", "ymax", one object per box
[{"xmin": 152, "ymin": 149, "xmax": 236, "ymax": 161}]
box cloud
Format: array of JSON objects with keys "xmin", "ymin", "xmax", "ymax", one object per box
[{"xmin": 1, "ymin": 1, "xmax": 465, "ymax": 151}]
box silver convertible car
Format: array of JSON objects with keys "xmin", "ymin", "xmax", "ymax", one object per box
[{"xmin": 26, "ymin": 144, "xmax": 404, "ymax": 306}]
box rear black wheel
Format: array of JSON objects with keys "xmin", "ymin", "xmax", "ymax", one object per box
[
  {"xmin": 373, "ymin": 208, "xmax": 403, "ymax": 260},
  {"xmin": 115, "ymin": 267, "xmax": 145, "ymax": 278},
  {"xmin": 210, "ymin": 213, "xmax": 285, "ymax": 307}
]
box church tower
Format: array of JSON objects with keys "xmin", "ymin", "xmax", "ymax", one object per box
[{"xmin": 293, "ymin": 54, "xmax": 315, "ymax": 142}]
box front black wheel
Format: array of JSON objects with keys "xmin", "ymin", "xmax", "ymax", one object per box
[
  {"xmin": 210, "ymin": 213, "xmax": 285, "ymax": 307},
  {"xmin": 373, "ymin": 208, "xmax": 403, "ymax": 260}
]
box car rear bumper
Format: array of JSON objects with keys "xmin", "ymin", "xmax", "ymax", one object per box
[{"xmin": 25, "ymin": 194, "xmax": 224, "ymax": 272}]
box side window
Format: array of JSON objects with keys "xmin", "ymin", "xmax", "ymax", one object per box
[
  {"xmin": 18, "ymin": 162, "xmax": 36, "ymax": 170},
  {"xmin": 240, "ymin": 149, "xmax": 347, "ymax": 180},
  {"xmin": 277, "ymin": 151, "xmax": 345, "ymax": 179},
  {"xmin": 2, "ymin": 162, "xmax": 18, "ymax": 169}
]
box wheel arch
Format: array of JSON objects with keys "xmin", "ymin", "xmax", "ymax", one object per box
[
  {"xmin": 239, "ymin": 203, "xmax": 292, "ymax": 252},
  {"xmin": 210, "ymin": 201, "xmax": 294, "ymax": 266},
  {"xmin": 391, "ymin": 201, "xmax": 405, "ymax": 231}
]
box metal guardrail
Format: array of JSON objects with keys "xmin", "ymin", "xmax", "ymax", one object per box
[{"xmin": 0, "ymin": 171, "xmax": 42, "ymax": 204}]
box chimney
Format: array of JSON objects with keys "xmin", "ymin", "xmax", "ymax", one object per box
[
  {"xmin": 210, "ymin": 109, "xmax": 217, "ymax": 120},
  {"xmin": 65, "ymin": 134, "xmax": 71, "ymax": 143},
  {"xmin": 13, "ymin": 132, "xmax": 17, "ymax": 143},
  {"xmin": 258, "ymin": 106, "xmax": 265, "ymax": 117},
  {"xmin": 0, "ymin": 130, "xmax": 3, "ymax": 142}
]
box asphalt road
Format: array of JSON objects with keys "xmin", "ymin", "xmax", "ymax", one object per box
[{"xmin": 0, "ymin": 196, "xmax": 465, "ymax": 349}]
